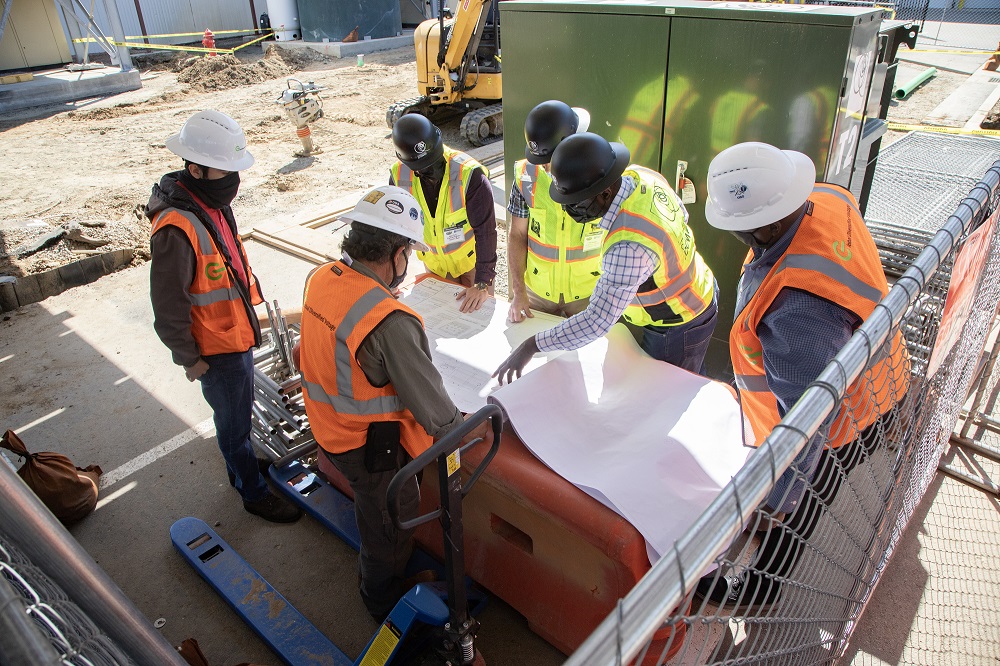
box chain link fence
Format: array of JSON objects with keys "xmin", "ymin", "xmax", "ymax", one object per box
[{"xmin": 567, "ymin": 147, "xmax": 1000, "ymax": 665}]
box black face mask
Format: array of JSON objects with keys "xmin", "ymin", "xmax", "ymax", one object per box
[
  {"xmin": 564, "ymin": 195, "xmax": 608, "ymax": 224},
  {"xmin": 729, "ymin": 224, "xmax": 779, "ymax": 250},
  {"xmin": 388, "ymin": 245, "xmax": 410, "ymax": 291},
  {"xmin": 180, "ymin": 169, "xmax": 241, "ymax": 209},
  {"xmin": 414, "ymin": 160, "xmax": 446, "ymax": 186}
]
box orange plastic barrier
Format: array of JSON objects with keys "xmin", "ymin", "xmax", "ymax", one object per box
[{"xmin": 317, "ymin": 426, "xmax": 686, "ymax": 657}]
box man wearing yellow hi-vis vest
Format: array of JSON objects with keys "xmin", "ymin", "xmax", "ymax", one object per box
[
  {"xmin": 695, "ymin": 142, "xmax": 909, "ymax": 613},
  {"xmin": 508, "ymin": 100, "xmax": 601, "ymax": 321},
  {"xmin": 494, "ymin": 133, "xmax": 719, "ymax": 385},
  {"xmin": 390, "ymin": 114, "xmax": 497, "ymax": 312}
]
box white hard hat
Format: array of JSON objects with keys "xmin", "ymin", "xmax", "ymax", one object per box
[
  {"xmin": 572, "ymin": 107, "xmax": 591, "ymax": 133},
  {"xmin": 704, "ymin": 142, "xmax": 816, "ymax": 231},
  {"xmin": 165, "ymin": 110, "xmax": 255, "ymax": 171},
  {"xmin": 340, "ymin": 185, "xmax": 430, "ymax": 252}
]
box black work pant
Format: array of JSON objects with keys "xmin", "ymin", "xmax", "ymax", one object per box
[{"xmin": 325, "ymin": 446, "xmax": 421, "ymax": 619}]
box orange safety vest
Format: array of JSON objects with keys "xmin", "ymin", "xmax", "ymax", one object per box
[
  {"xmin": 151, "ymin": 208, "xmax": 263, "ymax": 356},
  {"xmin": 299, "ymin": 261, "xmax": 434, "ymax": 458},
  {"xmin": 731, "ymin": 185, "xmax": 909, "ymax": 448}
]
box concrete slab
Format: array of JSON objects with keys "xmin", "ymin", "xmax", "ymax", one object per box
[
  {"xmin": 0, "ymin": 66, "xmax": 142, "ymax": 115},
  {"xmin": 925, "ymin": 72, "xmax": 1000, "ymax": 126},
  {"xmin": 261, "ymin": 33, "xmax": 414, "ymax": 59}
]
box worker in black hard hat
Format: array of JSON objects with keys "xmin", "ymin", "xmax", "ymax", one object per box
[
  {"xmin": 389, "ymin": 114, "xmax": 497, "ymax": 312},
  {"xmin": 494, "ymin": 132, "xmax": 719, "ymax": 384},
  {"xmin": 507, "ymin": 100, "xmax": 601, "ymax": 322}
]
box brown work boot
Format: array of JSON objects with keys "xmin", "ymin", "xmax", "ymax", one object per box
[{"xmin": 243, "ymin": 491, "xmax": 302, "ymax": 523}]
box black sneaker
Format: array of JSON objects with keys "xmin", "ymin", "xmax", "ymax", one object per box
[
  {"xmin": 694, "ymin": 570, "xmax": 781, "ymax": 613},
  {"xmin": 243, "ymin": 491, "xmax": 302, "ymax": 523}
]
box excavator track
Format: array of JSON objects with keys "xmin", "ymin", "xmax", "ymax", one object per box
[
  {"xmin": 460, "ymin": 103, "xmax": 504, "ymax": 146},
  {"xmin": 386, "ymin": 96, "xmax": 431, "ymax": 128}
]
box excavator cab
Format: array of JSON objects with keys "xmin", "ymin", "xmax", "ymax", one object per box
[{"xmin": 388, "ymin": 0, "xmax": 503, "ymax": 146}]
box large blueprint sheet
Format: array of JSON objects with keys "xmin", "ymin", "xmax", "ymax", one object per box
[
  {"xmin": 401, "ymin": 278, "xmax": 569, "ymax": 413},
  {"xmin": 403, "ymin": 278, "xmax": 749, "ymax": 562}
]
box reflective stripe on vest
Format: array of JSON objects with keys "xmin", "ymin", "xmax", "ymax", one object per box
[
  {"xmin": 391, "ymin": 147, "xmax": 488, "ymax": 278},
  {"xmin": 150, "ymin": 208, "xmax": 260, "ymax": 355},
  {"xmin": 605, "ymin": 167, "xmax": 715, "ymax": 327},
  {"xmin": 730, "ymin": 185, "xmax": 910, "ymax": 448},
  {"xmin": 514, "ymin": 159, "xmax": 604, "ymax": 303},
  {"xmin": 299, "ymin": 262, "xmax": 433, "ymax": 457}
]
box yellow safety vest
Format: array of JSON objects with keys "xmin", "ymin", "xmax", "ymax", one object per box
[
  {"xmin": 606, "ymin": 167, "xmax": 715, "ymax": 328},
  {"xmin": 391, "ymin": 147, "xmax": 489, "ymax": 278},
  {"xmin": 514, "ymin": 159, "xmax": 604, "ymax": 303}
]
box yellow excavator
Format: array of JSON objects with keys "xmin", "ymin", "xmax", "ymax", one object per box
[{"xmin": 387, "ymin": 0, "xmax": 503, "ymax": 145}]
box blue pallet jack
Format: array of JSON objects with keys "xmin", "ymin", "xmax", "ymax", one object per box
[{"xmin": 171, "ymin": 405, "xmax": 502, "ymax": 666}]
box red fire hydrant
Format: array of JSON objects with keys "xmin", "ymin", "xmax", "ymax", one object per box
[{"xmin": 202, "ymin": 29, "xmax": 216, "ymax": 56}]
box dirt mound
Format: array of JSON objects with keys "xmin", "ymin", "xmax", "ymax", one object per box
[
  {"xmin": 172, "ymin": 46, "xmax": 328, "ymax": 92},
  {"xmin": 177, "ymin": 49, "xmax": 293, "ymax": 92}
]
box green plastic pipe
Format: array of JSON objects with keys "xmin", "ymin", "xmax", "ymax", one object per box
[{"xmin": 894, "ymin": 67, "xmax": 937, "ymax": 99}]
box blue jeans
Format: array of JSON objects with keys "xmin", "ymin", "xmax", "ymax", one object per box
[
  {"xmin": 640, "ymin": 287, "xmax": 719, "ymax": 375},
  {"xmin": 198, "ymin": 350, "xmax": 268, "ymax": 503}
]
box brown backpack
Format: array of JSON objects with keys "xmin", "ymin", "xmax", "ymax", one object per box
[{"xmin": 1, "ymin": 429, "xmax": 102, "ymax": 523}]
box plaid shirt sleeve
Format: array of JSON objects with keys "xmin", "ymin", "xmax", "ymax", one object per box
[
  {"xmin": 536, "ymin": 240, "xmax": 658, "ymax": 352},
  {"xmin": 507, "ymin": 179, "xmax": 529, "ymax": 218}
]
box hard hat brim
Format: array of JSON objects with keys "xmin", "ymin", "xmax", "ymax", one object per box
[
  {"xmin": 340, "ymin": 209, "xmax": 430, "ymax": 252},
  {"xmin": 548, "ymin": 142, "xmax": 631, "ymax": 205},
  {"xmin": 524, "ymin": 146, "xmax": 552, "ymax": 165},
  {"xmin": 704, "ymin": 150, "xmax": 816, "ymax": 231},
  {"xmin": 165, "ymin": 133, "xmax": 255, "ymax": 171}
]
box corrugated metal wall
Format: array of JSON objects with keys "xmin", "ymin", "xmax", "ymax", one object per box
[{"xmin": 68, "ymin": 0, "xmax": 268, "ymax": 54}]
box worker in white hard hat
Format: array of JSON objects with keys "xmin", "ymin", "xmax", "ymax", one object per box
[
  {"xmin": 297, "ymin": 185, "xmax": 492, "ymax": 622},
  {"xmin": 693, "ymin": 142, "xmax": 909, "ymax": 612},
  {"xmin": 147, "ymin": 109, "xmax": 302, "ymax": 524}
]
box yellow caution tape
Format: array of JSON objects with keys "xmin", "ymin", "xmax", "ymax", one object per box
[
  {"xmin": 886, "ymin": 122, "xmax": 1000, "ymax": 137},
  {"xmin": 73, "ymin": 29, "xmax": 270, "ymax": 43},
  {"xmin": 112, "ymin": 41, "xmax": 236, "ymax": 54},
  {"xmin": 126, "ymin": 29, "xmax": 269, "ymax": 39},
  {"xmin": 905, "ymin": 48, "xmax": 998, "ymax": 55},
  {"xmin": 230, "ymin": 32, "xmax": 272, "ymax": 52}
]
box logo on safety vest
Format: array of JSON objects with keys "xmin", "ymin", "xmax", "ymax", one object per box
[
  {"xmin": 530, "ymin": 217, "xmax": 540, "ymax": 236},
  {"xmin": 652, "ymin": 185, "xmax": 680, "ymax": 222},
  {"xmin": 205, "ymin": 262, "xmax": 225, "ymax": 281},
  {"xmin": 832, "ymin": 240, "xmax": 852, "ymax": 261}
]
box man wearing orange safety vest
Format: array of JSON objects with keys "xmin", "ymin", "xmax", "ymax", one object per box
[
  {"xmin": 298, "ymin": 185, "xmax": 491, "ymax": 621},
  {"xmin": 390, "ymin": 114, "xmax": 497, "ymax": 313},
  {"xmin": 694, "ymin": 142, "xmax": 909, "ymax": 612},
  {"xmin": 148, "ymin": 110, "xmax": 301, "ymax": 524}
]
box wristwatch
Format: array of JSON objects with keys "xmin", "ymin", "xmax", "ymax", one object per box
[{"xmin": 474, "ymin": 281, "xmax": 489, "ymax": 291}]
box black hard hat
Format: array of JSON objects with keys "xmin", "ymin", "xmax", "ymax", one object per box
[
  {"xmin": 392, "ymin": 114, "xmax": 444, "ymax": 172},
  {"xmin": 549, "ymin": 133, "xmax": 630, "ymax": 204},
  {"xmin": 524, "ymin": 101, "xmax": 591, "ymax": 165}
]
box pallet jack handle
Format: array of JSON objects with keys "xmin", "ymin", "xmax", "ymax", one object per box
[
  {"xmin": 386, "ymin": 403, "xmax": 502, "ymax": 665},
  {"xmin": 387, "ymin": 403, "xmax": 503, "ymax": 531}
]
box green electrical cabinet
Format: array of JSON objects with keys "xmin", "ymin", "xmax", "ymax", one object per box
[{"xmin": 500, "ymin": 0, "xmax": 886, "ymax": 377}]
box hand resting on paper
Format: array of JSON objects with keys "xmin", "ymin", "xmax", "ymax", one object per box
[{"xmin": 492, "ymin": 335, "xmax": 539, "ymax": 385}]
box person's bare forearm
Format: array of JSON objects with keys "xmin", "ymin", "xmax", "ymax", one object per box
[{"xmin": 508, "ymin": 216, "xmax": 529, "ymax": 298}]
